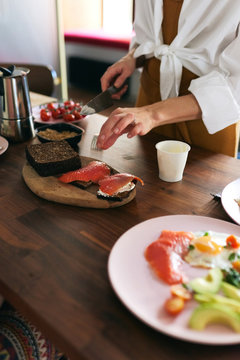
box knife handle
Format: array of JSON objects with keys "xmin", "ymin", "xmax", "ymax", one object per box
[{"xmin": 107, "ymin": 81, "xmax": 127, "ymax": 95}]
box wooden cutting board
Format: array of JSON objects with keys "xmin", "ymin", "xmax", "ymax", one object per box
[{"xmin": 22, "ymin": 156, "xmax": 136, "ymax": 208}]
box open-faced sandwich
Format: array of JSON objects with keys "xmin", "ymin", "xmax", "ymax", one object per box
[
  {"xmin": 25, "ymin": 141, "xmax": 144, "ymax": 203},
  {"xmin": 58, "ymin": 160, "xmax": 144, "ymax": 201}
]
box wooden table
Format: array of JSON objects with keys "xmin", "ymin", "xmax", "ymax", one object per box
[{"xmin": 0, "ymin": 94, "xmax": 240, "ymax": 359}]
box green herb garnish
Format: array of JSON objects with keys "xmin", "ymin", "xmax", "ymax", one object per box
[
  {"xmin": 224, "ymin": 268, "xmax": 240, "ymax": 289},
  {"xmin": 228, "ymin": 253, "xmax": 236, "ymax": 262}
]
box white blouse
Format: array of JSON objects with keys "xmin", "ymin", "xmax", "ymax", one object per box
[{"xmin": 131, "ymin": 0, "xmax": 240, "ymax": 134}]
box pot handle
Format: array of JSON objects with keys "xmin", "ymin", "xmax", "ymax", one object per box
[
  {"xmin": 0, "ymin": 78, "xmax": 3, "ymax": 96},
  {"xmin": 0, "ymin": 65, "xmax": 15, "ymax": 76}
]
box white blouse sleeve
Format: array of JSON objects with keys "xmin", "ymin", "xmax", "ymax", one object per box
[{"xmin": 188, "ymin": 31, "xmax": 240, "ymax": 134}]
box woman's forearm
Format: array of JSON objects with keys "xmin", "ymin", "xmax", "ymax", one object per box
[
  {"xmin": 150, "ymin": 94, "xmax": 202, "ymax": 127},
  {"xmin": 97, "ymin": 94, "xmax": 202, "ymax": 149}
]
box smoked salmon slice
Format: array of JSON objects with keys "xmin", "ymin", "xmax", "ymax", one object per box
[
  {"xmin": 145, "ymin": 230, "xmax": 194, "ymax": 285},
  {"xmin": 58, "ymin": 161, "xmax": 111, "ymax": 184},
  {"xmin": 145, "ymin": 241, "xmax": 185, "ymax": 284},
  {"xmin": 98, "ymin": 173, "xmax": 144, "ymax": 196},
  {"xmin": 157, "ymin": 230, "xmax": 194, "ymax": 256}
]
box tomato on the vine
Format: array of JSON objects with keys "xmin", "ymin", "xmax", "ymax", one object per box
[
  {"xmin": 72, "ymin": 110, "xmax": 82, "ymax": 120},
  {"xmin": 47, "ymin": 102, "xmax": 56, "ymax": 111},
  {"xmin": 58, "ymin": 106, "xmax": 65, "ymax": 115},
  {"xmin": 52, "ymin": 108, "xmax": 62, "ymax": 119},
  {"xmin": 40, "ymin": 109, "xmax": 51, "ymax": 121},
  {"xmin": 66, "ymin": 105, "xmax": 75, "ymax": 111},
  {"xmin": 63, "ymin": 113, "xmax": 75, "ymax": 122},
  {"xmin": 64, "ymin": 100, "xmax": 75, "ymax": 107},
  {"xmin": 39, "ymin": 100, "xmax": 85, "ymax": 122}
]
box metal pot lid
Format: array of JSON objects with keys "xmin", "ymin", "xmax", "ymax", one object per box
[{"xmin": 0, "ymin": 65, "xmax": 30, "ymax": 77}]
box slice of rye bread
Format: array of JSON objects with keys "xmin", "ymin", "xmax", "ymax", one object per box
[{"xmin": 26, "ymin": 140, "xmax": 81, "ymax": 177}]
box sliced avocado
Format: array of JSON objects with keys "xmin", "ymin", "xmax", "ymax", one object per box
[
  {"xmin": 194, "ymin": 293, "xmax": 240, "ymax": 312},
  {"xmin": 189, "ymin": 268, "xmax": 223, "ymax": 294},
  {"xmin": 189, "ymin": 303, "xmax": 240, "ymax": 332},
  {"xmin": 221, "ymin": 281, "xmax": 240, "ymax": 301}
]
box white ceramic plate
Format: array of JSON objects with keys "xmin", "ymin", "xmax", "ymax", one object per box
[
  {"xmin": 221, "ymin": 179, "xmax": 240, "ymax": 225},
  {"xmin": 108, "ymin": 215, "xmax": 240, "ymax": 345},
  {"xmin": 32, "ymin": 103, "xmax": 87, "ymax": 124},
  {"xmin": 0, "ymin": 136, "xmax": 9, "ymax": 155}
]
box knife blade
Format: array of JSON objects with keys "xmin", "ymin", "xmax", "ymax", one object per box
[{"xmin": 80, "ymin": 82, "xmax": 127, "ymax": 116}]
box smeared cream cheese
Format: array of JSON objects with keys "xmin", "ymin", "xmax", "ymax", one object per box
[{"xmin": 97, "ymin": 182, "xmax": 135, "ymax": 197}]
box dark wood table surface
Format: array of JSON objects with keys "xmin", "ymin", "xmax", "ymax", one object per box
[{"xmin": 1, "ymin": 95, "xmax": 240, "ymax": 359}]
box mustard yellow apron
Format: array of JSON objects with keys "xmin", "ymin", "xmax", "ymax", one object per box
[{"xmin": 136, "ymin": 0, "xmax": 240, "ymax": 157}]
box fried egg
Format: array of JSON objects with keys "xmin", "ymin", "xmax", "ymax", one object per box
[{"xmin": 184, "ymin": 231, "xmax": 240, "ymax": 270}]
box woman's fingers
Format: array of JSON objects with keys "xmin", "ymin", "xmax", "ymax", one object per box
[
  {"xmin": 96, "ymin": 104, "xmax": 155, "ymax": 150},
  {"xmin": 97, "ymin": 111, "xmax": 137, "ymax": 149},
  {"xmin": 97, "ymin": 133, "xmax": 120, "ymax": 149},
  {"xmin": 111, "ymin": 112, "xmax": 135, "ymax": 135},
  {"xmin": 111, "ymin": 85, "xmax": 128, "ymax": 100}
]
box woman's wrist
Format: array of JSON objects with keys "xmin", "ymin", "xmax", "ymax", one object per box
[
  {"xmin": 150, "ymin": 94, "xmax": 202, "ymax": 126},
  {"xmin": 128, "ymin": 44, "xmax": 145, "ymax": 68}
]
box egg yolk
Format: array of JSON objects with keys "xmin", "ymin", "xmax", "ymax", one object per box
[{"xmin": 193, "ymin": 236, "xmax": 223, "ymax": 255}]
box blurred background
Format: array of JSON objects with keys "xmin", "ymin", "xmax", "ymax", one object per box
[{"xmin": 0, "ymin": 0, "xmax": 139, "ymax": 111}]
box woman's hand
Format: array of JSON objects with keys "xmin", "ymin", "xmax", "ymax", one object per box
[
  {"xmin": 100, "ymin": 49, "xmax": 137, "ymax": 99},
  {"xmin": 96, "ymin": 95, "xmax": 202, "ymax": 150},
  {"xmin": 97, "ymin": 105, "xmax": 156, "ymax": 149}
]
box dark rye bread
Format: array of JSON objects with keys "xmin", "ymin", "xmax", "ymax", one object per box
[{"xmin": 26, "ymin": 140, "xmax": 81, "ymax": 177}]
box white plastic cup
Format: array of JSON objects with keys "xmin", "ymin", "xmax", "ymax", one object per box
[{"xmin": 155, "ymin": 140, "xmax": 191, "ymax": 182}]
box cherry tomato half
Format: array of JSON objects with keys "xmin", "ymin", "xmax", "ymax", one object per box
[
  {"xmin": 232, "ymin": 260, "xmax": 240, "ymax": 272},
  {"xmin": 226, "ymin": 235, "xmax": 240, "ymax": 249},
  {"xmin": 164, "ymin": 296, "xmax": 185, "ymax": 316},
  {"xmin": 170, "ymin": 284, "xmax": 192, "ymax": 300}
]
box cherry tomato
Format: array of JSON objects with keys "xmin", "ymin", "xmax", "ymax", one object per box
[
  {"xmin": 58, "ymin": 106, "xmax": 66, "ymax": 115},
  {"xmin": 226, "ymin": 235, "xmax": 240, "ymax": 249},
  {"xmin": 164, "ymin": 296, "xmax": 185, "ymax": 316},
  {"xmin": 40, "ymin": 108, "xmax": 47, "ymax": 115},
  {"xmin": 232, "ymin": 260, "xmax": 240, "ymax": 272},
  {"xmin": 63, "ymin": 113, "xmax": 75, "ymax": 122},
  {"xmin": 170, "ymin": 284, "xmax": 192, "ymax": 300},
  {"xmin": 52, "ymin": 108, "xmax": 62, "ymax": 119},
  {"xmin": 72, "ymin": 110, "xmax": 82, "ymax": 120},
  {"xmin": 47, "ymin": 102, "xmax": 56, "ymax": 111},
  {"xmin": 40, "ymin": 109, "xmax": 51, "ymax": 121},
  {"xmin": 64, "ymin": 100, "xmax": 75, "ymax": 107},
  {"xmin": 66, "ymin": 105, "xmax": 75, "ymax": 111}
]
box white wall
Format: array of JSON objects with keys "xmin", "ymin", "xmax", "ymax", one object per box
[{"xmin": 0, "ymin": 0, "xmax": 67, "ymax": 98}]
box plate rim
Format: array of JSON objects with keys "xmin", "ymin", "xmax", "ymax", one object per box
[
  {"xmin": 0, "ymin": 136, "xmax": 9, "ymax": 155},
  {"xmin": 108, "ymin": 214, "xmax": 240, "ymax": 345},
  {"xmin": 32, "ymin": 103, "xmax": 88, "ymax": 124},
  {"xmin": 221, "ymin": 178, "xmax": 240, "ymax": 225}
]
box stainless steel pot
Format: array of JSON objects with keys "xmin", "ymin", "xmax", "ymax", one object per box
[{"xmin": 0, "ymin": 65, "xmax": 35, "ymax": 142}]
